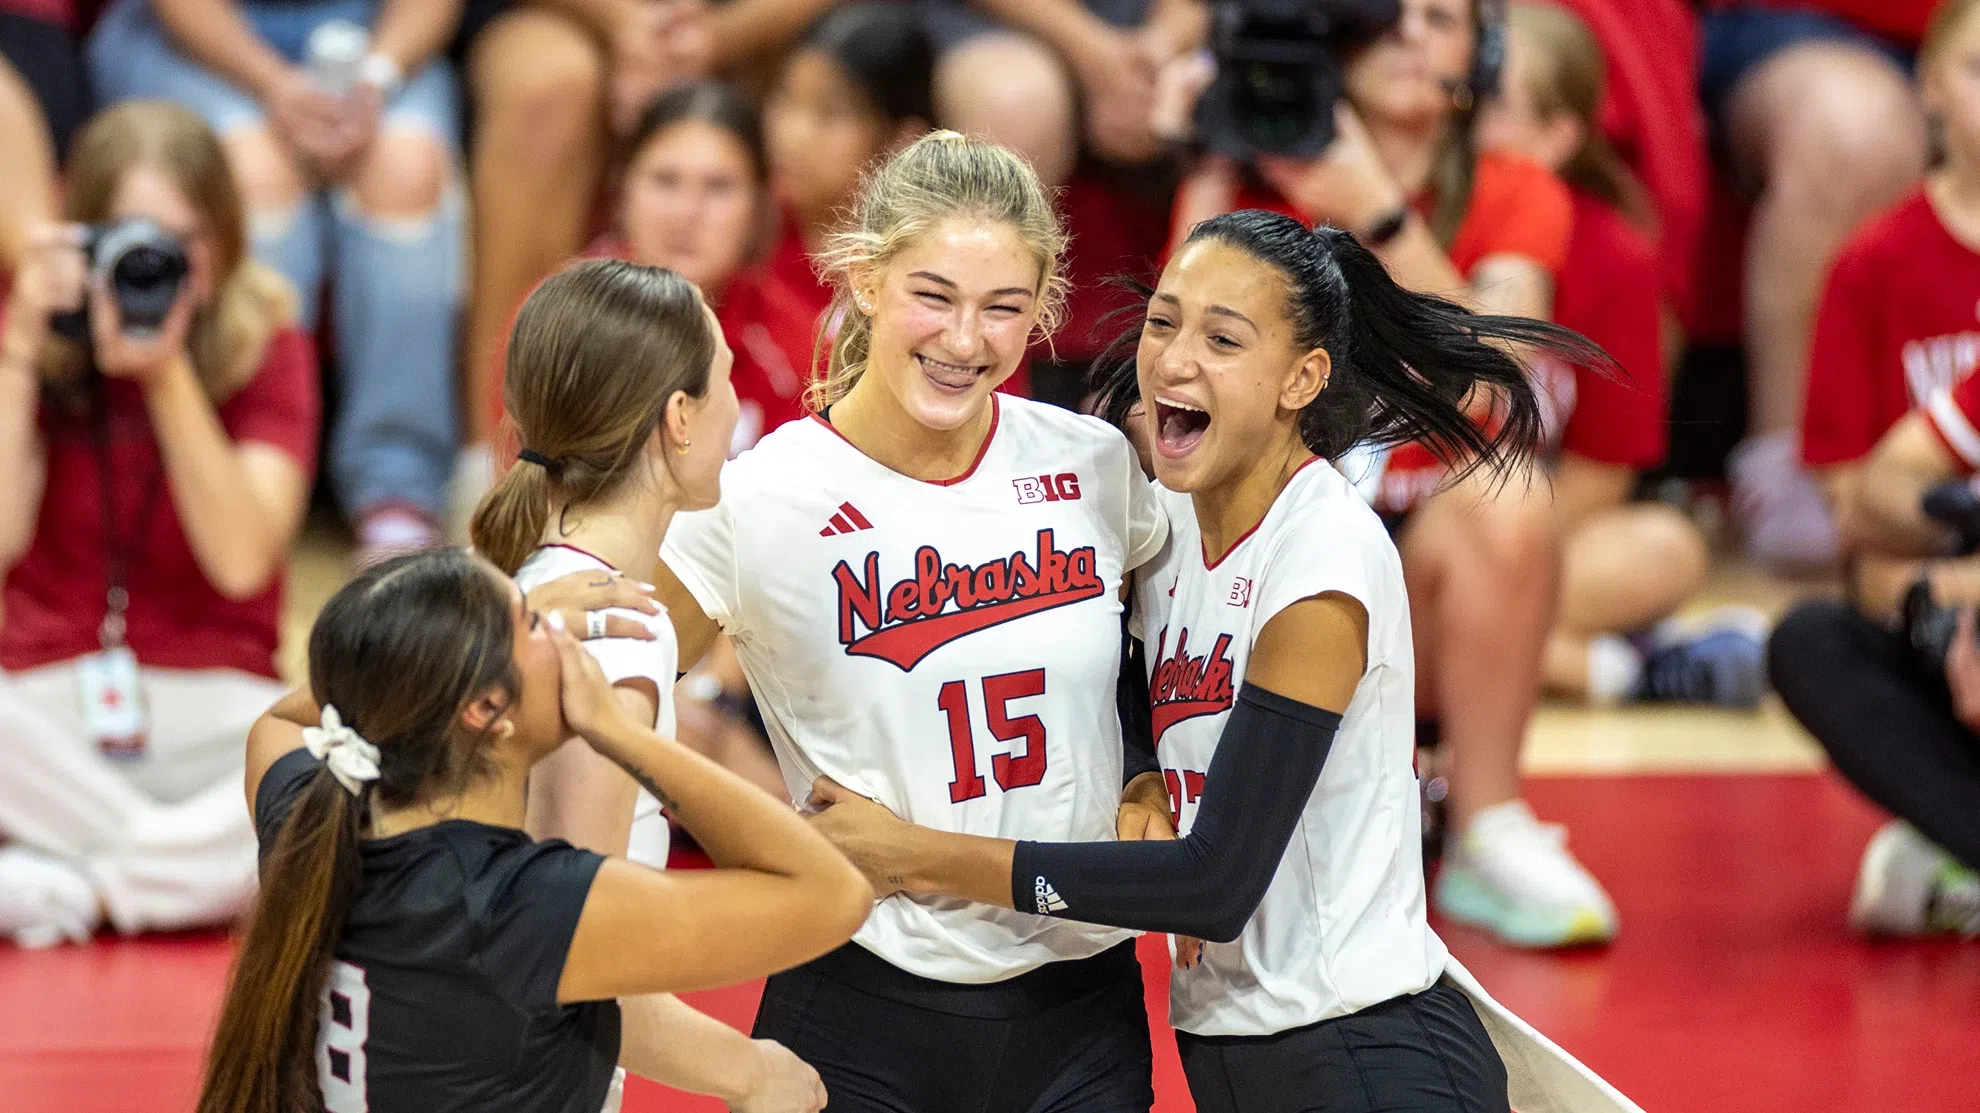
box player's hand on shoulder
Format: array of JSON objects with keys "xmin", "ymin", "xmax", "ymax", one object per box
[
  {"xmin": 548, "ymin": 616, "xmax": 645, "ymax": 746},
  {"xmin": 733, "ymin": 1039, "xmax": 828, "ymax": 1113},
  {"xmin": 527, "ymin": 569, "xmax": 663, "ymax": 641},
  {"xmin": 806, "ymin": 777, "xmax": 910, "ymax": 896}
]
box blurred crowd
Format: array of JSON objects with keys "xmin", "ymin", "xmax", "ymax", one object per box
[{"xmin": 0, "ymin": 0, "xmax": 1975, "ymax": 950}]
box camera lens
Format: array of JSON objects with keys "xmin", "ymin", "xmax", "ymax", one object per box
[{"xmin": 92, "ymin": 219, "xmax": 189, "ymax": 335}]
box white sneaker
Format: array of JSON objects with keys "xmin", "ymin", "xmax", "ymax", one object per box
[
  {"xmin": 1850, "ymin": 821, "xmax": 1980, "ymax": 938},
  {"xmin": 0, "ymin": 846, "xmax": 101, "ymax": 949},
  {"xmin": 1435, "ymin": 800, "xmax": 1619, "ymax": 947},
  {"xmin": 1729, "ymin": 432, "xmax": 1839, "ymax": 568}
]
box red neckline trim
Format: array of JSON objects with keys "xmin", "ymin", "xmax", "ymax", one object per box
[
  {"xmin": 542, "ymin": 542, "xmax": 618, "ymax": 572},
  {"xmin": 809, "ymin": 394, "xmax": 1001, "ymax": 487},
  {"xmin": 1200, "ymin": 455, "xmax": 1326, "ymax": 570}
]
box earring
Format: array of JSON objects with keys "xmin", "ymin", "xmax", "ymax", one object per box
[
  {"xmin": 857, "ymin": 296, "xmax": 873, "ymax": 313},
  {"xmin": 677, "ymin": 440, "xmax": 692, "ymax": 455}
]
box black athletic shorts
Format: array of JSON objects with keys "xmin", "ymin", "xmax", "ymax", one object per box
[
  {"xmin": 1176, "ymin": 980, "xmax": 1509, "ymax": 1113},
  {"xmin": 753, "ymin": 939, "xmax": 1154, "ymax": 1113}
]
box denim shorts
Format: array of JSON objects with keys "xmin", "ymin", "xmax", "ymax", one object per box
[
  {"xmin": 1698, "ymin": 4, "xmax": 1913, "ymax": 135},
  {"xmin": 86, "ymin": 0, "xmax": 459, "ymax": 147},
  {"xmin": 918, "ymin": 0, "xmax": 1147, "ymax": 55}
]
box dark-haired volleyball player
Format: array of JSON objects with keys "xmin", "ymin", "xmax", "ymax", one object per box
[
  {"xmin": 809, "ymin": 210, "xmax": 1645, "ymax": 1113},
  {"xmin": 193, "ymin": 548, "xmax": 869, "ymax": 1113}
]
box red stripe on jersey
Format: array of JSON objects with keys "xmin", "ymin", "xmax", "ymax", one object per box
[
  {"xmin": 809, "ymin": 395, "xmax": 1002, "ymax": 486},
  {"xmin": 1202, "ymin": 456, "xmax": 1327, "ymax": 569},
  {"xmin": 827, "ymin": 512, "xmax": 854, "ymax": 535},
  {"xmin": 840, "ymin": 502, "xmax": 874, "ymax": 530}
]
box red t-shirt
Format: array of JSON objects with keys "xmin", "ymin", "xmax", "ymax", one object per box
[
  {"xmin": 1552, "ymin": 0, "xmax": 1708, "ymax": 328},
  {"xmin": 1708, "ymin": 0, "xmax": 1936, "ymax": 44},
  {"xmin": 1, "ymin": 327, "xmax": 320, "ymax": 678},
  {"xmin": 0, "ymin": 0, "xmax": 77, "ymax": 29},
  {"xmin": 1546, "ymin": 190, "xmax": 1668, "ymax": 468},
  {"xmin": 1801, "ymin": 191, "xmax": 1980, "ymax": 470}
]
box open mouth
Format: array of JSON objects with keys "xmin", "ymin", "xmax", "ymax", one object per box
[
  {"xmin": 1154, "ymin": 398, "xmax": 1210, "ymax": 457},
  {"xmin": 917, "ymin": 354, "xmax": 987, "ymax": 394}
]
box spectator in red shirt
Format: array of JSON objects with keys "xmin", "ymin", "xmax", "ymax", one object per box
[
  {"xmin": 1804, "ymin": 0, "xmax": 1980, "ymax": 617},
  {"xmin": 600, "ymin": 82, "xmax": 811, "ymax": 455},
  {"xmin": 1156, "ymin": 0, "xmax": 1615, "ymax": 949},
  {"xmin": 1480, "ymin": 2, "xmax": 1767, "ymax": 710},
  {"xmin": 1700, "ymin": 0, "xmax": 1934, "ymax": 567},
  {"xmin": 0, "ymin": 102, "xmax": 319, "ymax": 947}
]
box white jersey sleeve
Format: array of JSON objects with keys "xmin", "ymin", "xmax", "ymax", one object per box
[
  {"xmin": 1252, "ymin": 492, "xmax": 1389, "ymax": 633},
  {"xmin": 1120, "ymin": 438, "xmax": 1168, "ymax": 573},
  {"xmin": 660, "ymin": 498, "xmax": 745, "ymax": 635}
]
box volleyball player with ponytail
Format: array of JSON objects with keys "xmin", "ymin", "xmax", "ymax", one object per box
[
  {"xmin": 808, "ymin": 210, "xmax": 1644, "ymax": 1113},
  {"xmin": 194, "ymin": 547, "xmax": 867, "ymax": 1113}
]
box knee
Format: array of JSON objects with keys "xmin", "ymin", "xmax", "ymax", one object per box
[
  {"xmin": 350, "ymin": 131, "xmax": 452, "ymax": 219},
  {"xmin": 1622, "ymin": 504, "xmax": 1711, "ymax": 596},
  {"xmin": 934, "ymin": 35, "xmax": 1076, "ymax": 183},
  {"xmin": 223, "ymin": 127, "xmax": 307, "ymax": 213},
  {"xmin": 1460, "ymin": 484, "xmax": 1560, "ymax": 582},
  {"xmin": 471, "ymin": 13, "xmax": 603, "ymax": 154},
  {"xmin": 1759, "ymin": 52, "xmax": 1927, "ymax": 216},
  {"xmin": 1765, "ymin": 598, "xmax": 1855, "ymax": 703}
]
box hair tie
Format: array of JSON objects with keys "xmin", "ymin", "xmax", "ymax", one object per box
[
  {"xmin": 303, "ymin": 705, "xmax": 382, "ymax": 797},
  {"xmin": 517, "ymin": 448, "xmax": 558, "ymax": 471}
]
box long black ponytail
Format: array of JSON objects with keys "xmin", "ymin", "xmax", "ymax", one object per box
[{"xmin": 1094, "ymin": 209, "xmax": 1612, "ymax": 482}]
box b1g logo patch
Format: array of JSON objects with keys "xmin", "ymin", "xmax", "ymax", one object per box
[{"xmin": 1013, "ymin": 472, "xmax": 1081, "ymax": 504}]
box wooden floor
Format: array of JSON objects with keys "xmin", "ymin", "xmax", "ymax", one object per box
[{"xmin": 10, "ymin": 527, "xmax": 1975, "ymax": 1113}]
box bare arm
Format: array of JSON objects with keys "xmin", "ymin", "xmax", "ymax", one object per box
[
  {"xmin": 619, "ymin": 993, "xmax": 825, "ymax": 1110},
  {"xmin": 1466, "ymin": 254, "xmax": 1554, "ymax": 322},
  {"xmin": 0, "ymin": 315, "xmax": 47, "ymax": 575},
  {"xmin": 704, "ymin": 0, "xmax": 839, "ymax": 69},
  {"xmin": 654, "ymin": 558, "xmax": 723, "ymax": 671},
  {"xmin": 526, "ymin": 681, "xmax": 656, "ymax": 855},
  {"xmin": 554, "ymin": 629, "xmax": 870, "ymax": 1004},
  {"xmin": 1855, "ymin": 412, "xmax": 1962, "ymax": 558},
  {"xmin": 150, "ymin": 0, "xmax": 291, "ymax": 98},
  {"xmin": 145, "ymin": 356, "xmax": 310, "ymax": 601},
  {"xmin": 369, "ymin": 0, "xmax": 466, "ymax": 73}
]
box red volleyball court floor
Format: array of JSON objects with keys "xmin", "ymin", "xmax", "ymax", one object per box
[{"xmin": 3, "ymin": 774, "xmax": 1977, "ymax": 1113}]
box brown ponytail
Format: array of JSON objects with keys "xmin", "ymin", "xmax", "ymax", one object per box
[
  {"xmin": 197, "ymin": 549, "xmax": 524, "ymax": 1113},
  {"xmin": 469, "ymin": 259, "xmax": 716, "ymax": 574}
]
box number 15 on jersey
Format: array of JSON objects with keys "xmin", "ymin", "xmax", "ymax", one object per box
[{"xmin": 938, "ymin": 668, "xmax": 1049, "ymax": 803}]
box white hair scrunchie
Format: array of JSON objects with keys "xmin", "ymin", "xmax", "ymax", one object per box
[{"xmin": 303, "ymin": 705, "xmax": 382, "ymax": 797}]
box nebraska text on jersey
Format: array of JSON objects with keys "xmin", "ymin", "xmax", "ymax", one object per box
[
  {"xmin": 833, "ymin": 527, "xmax": 1104, "ymax": 670},
  {"xmin": 1149, "ymin": 626, "xmax": 1236, "ymax": 742}
]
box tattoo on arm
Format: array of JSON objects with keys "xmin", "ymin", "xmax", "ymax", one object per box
[{"xmin": 620, "ymin": 763, "xmax": 681, "ymax": 814}]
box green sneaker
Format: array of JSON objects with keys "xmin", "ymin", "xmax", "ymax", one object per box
[{"xmin": 1849, "ymin": 822, "xmax": 1980, "ymax": 938}]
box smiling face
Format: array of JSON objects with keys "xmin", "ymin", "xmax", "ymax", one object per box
[
  {"xmin": 1139, "ymin": 238, "xmax": 1329, "ymax": 494},
  {"xmin": 857, "ymin": 216, "xmax": 1043, "ymax": 431}
]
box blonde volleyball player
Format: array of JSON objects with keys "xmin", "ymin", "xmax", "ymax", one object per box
[
  {"xmin": 654, "ymin": 131, "xmax": 1171, "ymax": 1112},
  {"xmin": 465, "ymin": 258, "xmax": 827, "ymax": 1113},
  {"xmin": 807, "ymin": 211, "xmax": 1645, "ymax": 1113}
]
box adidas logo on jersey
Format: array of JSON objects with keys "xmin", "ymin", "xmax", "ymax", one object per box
[
  {"xmin": 1033, "ymin": 875, "xmax": 1068, "ymax": 914},
  {"xmin": 832, "ymin": 528, "xmax": 1105, "ymax": 671},
  {"xmin": 819, "ymin": 502, "xmax": 874, "ymax": 537},
  {"xmin": 1149, "ymin": 626, "xmax": 1237, "ymax": 743}
]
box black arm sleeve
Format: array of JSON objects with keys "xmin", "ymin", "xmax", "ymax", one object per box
[
  {"xmin": 1119, "ymin": 621, "xmax": 1159, "ymax": 787},
  {"xmin": 1010, "ymin": 684, "xmax": 1341, "ymax": 943}
]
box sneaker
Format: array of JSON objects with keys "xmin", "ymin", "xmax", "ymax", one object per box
[
  {"xmin": 1634, "ymin": 606, "xmax": 1771, "ymax": 709},
  {"xmin": 1435, "ymin": 800, "xmax": 1618, "ymax": 947},
  {"xmin": 355, "ymin": 505, "xmax": 442, "ymax": 571},
  {"xmin": 0, "ymin": 846, "xmax": 101, "ymax": 948},
  {"xmin": 1730, "ymin": 432, "xmax": 1839, "ymax": 568},
  {"xmin": 1849, "ymin": 821, "xmax": 1980, "ymax": 938}
]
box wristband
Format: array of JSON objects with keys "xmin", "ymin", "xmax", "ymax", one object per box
[
  {"xmin": 1358, "ymin": 205, "xmax": 1412, "ymax": 249},
  {"xmin": 357, "ymin": 52, "xmax": 404, "ymax": 98}
]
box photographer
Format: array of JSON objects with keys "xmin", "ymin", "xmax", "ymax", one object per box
[
  {"xmin": 0, "ymin": 101, "xmax": 318, "ymax": 947},
  {"xmin": 1768, "ymin": 377, "xmax": 1980, "ymax": 939},
  {"xmin": 1158, "ymin": 0, "xmax": 1614, "ymax": 948}
]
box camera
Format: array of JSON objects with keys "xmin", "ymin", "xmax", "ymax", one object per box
[
  {"xmin": 50, "ymin": 217, "xmax": 191, "ymax": 342},
  {"xmin": 1195, "ymin": 0, "xmax": 1401, "ymax": 159},
  {"xmin": 1900, "ymin": 477, "xmax": 1980, "ymax": 673}
]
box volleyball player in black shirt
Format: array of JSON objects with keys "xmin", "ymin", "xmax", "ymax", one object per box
[{"xmin": 194, "ymin": 547, "xmax": 872, "ymax": 1113}]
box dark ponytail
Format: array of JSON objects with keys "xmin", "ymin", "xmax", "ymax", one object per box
[
  {"xmin": 197, "ymin": 549, "xmax": 523, "ymax": 1113},
  {"xmin": 1095, "ymin": 209, "xmax": 1610, "ymax": 481}
]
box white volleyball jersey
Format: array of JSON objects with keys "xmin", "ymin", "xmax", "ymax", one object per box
[
  {"xmin": 662, "ymin": 395, "xmax": 1167, "ymax": 983},
  {"xmin": 1131, "ymin": 458, "xmax": 1448, "ymax": 1037},
  {"xmin": 514, "ymin": 545, "xmax": 675, "ymax": 869}
]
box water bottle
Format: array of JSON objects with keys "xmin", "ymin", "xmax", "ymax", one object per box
[{"xmin": 306, "ymin": 20, "xmax": 369, "ymax": 98}]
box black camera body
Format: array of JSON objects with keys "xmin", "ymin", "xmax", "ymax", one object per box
[
  {"xmin": 1901, "ymin": 477, "xmax": 1980, "ymax": 673},
  {"xmin": 50, "ymin": 217, "xmax": 191, "ymax": 343},
  {"xmin": 1195, "ymin": 0, "xmax": 1400, "ymax": 159}
]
